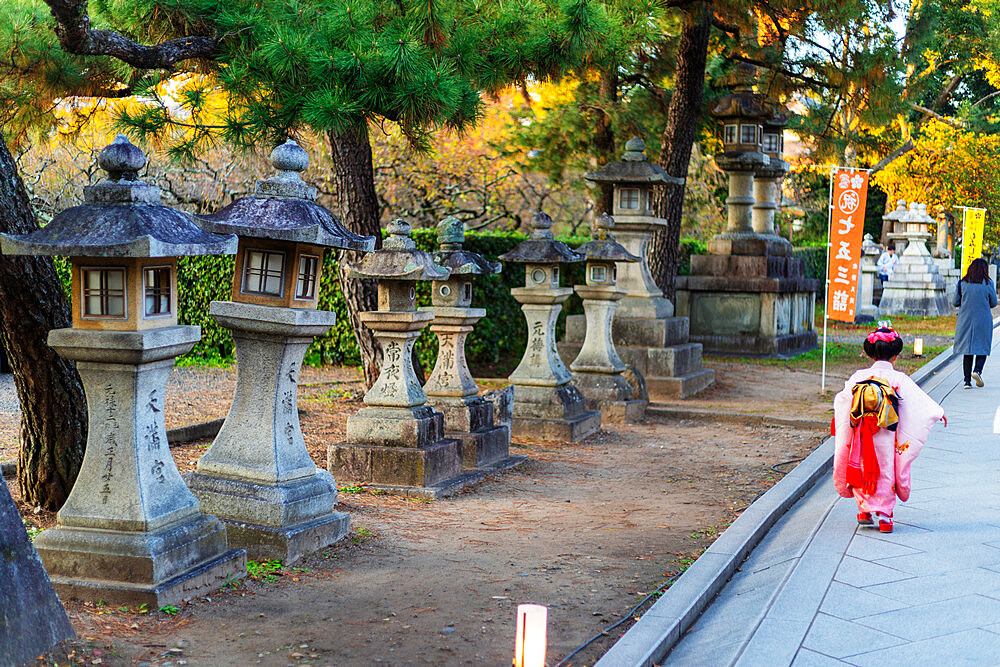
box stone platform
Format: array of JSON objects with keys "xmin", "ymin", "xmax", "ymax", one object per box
[
  {"xmin": 674, "ymin": 268, "xmax": 819, "ymax": 356},
  {"xmin": 561, "ymin": 315, "xmax": 715, "ymax": 399}
]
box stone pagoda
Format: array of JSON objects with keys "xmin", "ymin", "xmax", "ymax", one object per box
[
  {"xmin": 185, "ymin": 140, "xmax": 375, "ymax": 563},
  {"xmin": 328, "ymin": 220, "xmax": 482, "ymax": 497},
  {"xmin": 568, "ymin": 213, "xmax": 646, "ymax": 422},
  {"xmin": 499, "ymin": 212, "xmax": 601, "ymax": 442},
  {"xmin": 674, "ymin": 66, "xmax": 819, "ymax": 355},
  {"xmin": 879, "ymin": 202, "xmax": 951, "ymax": 317},
  {"xmin": 1, "ymin": 135, "xmax": 245, "ymax": 605},
  {"xmin": 422, "ymin": 217, "xmax": 522, "ymax": 471},
  {"xmin": 565, "ymin": 137, "xmax": 714, "ymax": 398}
]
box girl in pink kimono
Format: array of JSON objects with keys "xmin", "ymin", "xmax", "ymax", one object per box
[{"xmin": 833, "ymin": 327, "xmax": 946, "ymax": 533}]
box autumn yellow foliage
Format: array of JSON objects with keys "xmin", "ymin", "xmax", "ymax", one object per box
[{"xmin": 874, "ymin": 120, "xmax": 1000, "ymax": 246}]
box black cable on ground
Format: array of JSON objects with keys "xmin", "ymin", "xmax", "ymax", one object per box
[
  {"xmin": 770, "ymin": 456, "xmax": 805, "ymax": 475},
  {"xmin": 552, "ymin": 572, "xmax": 682, "ymax": 667}
]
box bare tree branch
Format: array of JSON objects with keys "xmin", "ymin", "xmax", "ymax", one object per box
[
  {"xmin": 42, "ymin": 0, "xmax": 218, "ymax": 69},
  {"xmin": 870, "ymin": 138, "xmax": 914, "ymax": 175},
  {"xmin": 909, "ymin": 102, "xmax": 964, "ymax": 128}
]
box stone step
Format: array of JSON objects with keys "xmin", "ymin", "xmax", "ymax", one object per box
[
  {"xmin": 646, "ymin": 369, "xmax": 716, "ymax": 400},
  {"xmin": 510, "ymin": 409, "xmax": 601, "ymax": 443},
  {"xmin": 558, "ymin": 341, "xmax": 706, "ymax": 381},
  {"xmin": 564, "ymin": 315, "xmax": 689, "ymax": 348}
]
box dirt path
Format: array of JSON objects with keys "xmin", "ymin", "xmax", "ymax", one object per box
[{"xmin": 9, "ymin": 361, "xmax": 840, "ymax": 666}]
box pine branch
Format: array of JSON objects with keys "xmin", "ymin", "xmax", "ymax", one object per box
[{"xmin": 42, "ymin": 0, "xmax": 218, "ymax": 69}]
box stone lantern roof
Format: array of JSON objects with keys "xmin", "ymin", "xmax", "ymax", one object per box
[
  {"xmin": 1, "ymin": 135, "xmax": 237, "ymax": 258},
  {"xmin": 498, "ymin": 212, "xmax": 585, "ymax": 264},
  {"xmin": 431, "ymin": 216, "xmax": 500, "ymax": 276},
  {"xmin": 573, "ymin": 214, "xmax": 640, "ymax": 263},
  {"xmin": 582, "ymin": 138, "xmax": 683, "ymax": 187},
  {"xmin": 197, "ymin": 139, "xmax": 375, "ymax": 251},
  {"xmin": 710, "ymin": 63, "xmax": 767, "ymax": 122},
  {"xmin": 346, "ymin": 219, "xmax": 449, "ymax": 281}
]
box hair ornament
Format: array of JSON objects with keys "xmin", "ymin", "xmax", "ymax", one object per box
[{"xmin": 866, "ymin": 329, "xmax": 900, "ymax": 344}]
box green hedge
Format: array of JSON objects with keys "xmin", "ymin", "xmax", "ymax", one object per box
[{"xmin": 55, "ymin": 230, "xmax": 589, "ymax": 371}]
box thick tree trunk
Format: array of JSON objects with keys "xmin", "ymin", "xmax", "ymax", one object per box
[
  {"xmin": 328, "ymin": 126, "xmax": 383, "ymax": 388},
  {"xmin": 649, "ymin": 2, "xmax": 713, "ymax": 301},
  {"xmin": 593, "ymin": 71, "xmax": 618, "ymax": 216},
  {"xmin": 0, "ymin": 136, "xmax": 87, "ymax": 510}
]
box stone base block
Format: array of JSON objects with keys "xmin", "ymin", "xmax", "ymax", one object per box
[
  {"xmin": 565, "ymin": 314, "xmax": 689, "ymax": 348},
  {"xmin": 184, "ymin": 471, "xmax": 348, "ymax": 563},
  {"xmin": 573, "ymin": 372, "xmax": 646, "ymax": 423},
  {"xmin": 429, "ymin": 396, "xmax": 494, "ymax": 434},
  {"xmin": 511, "ymin": 383, "xmax": 588, "ymax": 419},
  {"xmin": 878, "ymin": 289, "xmax": 951, "ymax": 317},
  {"xmin": 220, "ymin": 513, "xmax": 349, "ymax": 564},
  {"xmin": 451, "ymin": 424, "xmax": 512, "ymax": 470},
  {"xmin": 707, "ymin": 235, "xmax": 789, "ymax": 257},
  {"xmin": 688, "ymin": 331, "xmax": 817, "ymax": 357},
  {"xmin": 646, "ymin": 369, "xmax": 717, "ymax": 399},
  {"xmin": 510, "ymin": 410, "xmax": 601, "ymax": 443},
  {"xmin": 345, "ymin": 405, "xmax": 444, "ymax": 449},
  {"xmin": 354, "ymin": 469, "xmax": 486, "ymax": 500},
  {"xmin": 328, "ymin": 437, "xmax": 463, "ymax": 489},
  {"xmin": 478, "ymin": 454, "xmax": 530, "ymax": 474},
  {"xmin": 35, "ymin": 513, "xmax": 246, "ymax": 606}
]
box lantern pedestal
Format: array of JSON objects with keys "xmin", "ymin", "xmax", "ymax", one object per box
[
  {"xmin": 569, "ymin": 284, "xmax": 647, "ymax": 423},
  {"xmin": 674, "ymin": 153, "xmax": 819, "ymax": 356},
  {"xmin": 422, "ymin": 306, "xmax": 522, "ymax": 471},
  {"xmin": 879, "ymin": 229, "xmax": 950, "ymax": 317},
  {"xmin": 35, "ymin": 326, "xmax": 246, "ymax": 606},
  {"xmin": 509, "ymin": 288, "xmax": 601, "ymax": 442},
  {"xmin": 185, "ymin": 302, "xmax": 349, "ymax": 564},
  {"xmin": 328, "ymin": 310, "xmax": 482, "ymax": 498}
]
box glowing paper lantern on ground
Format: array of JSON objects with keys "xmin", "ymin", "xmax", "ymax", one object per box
[{"xmin": 514, "ymin": 604, "xmax": 547, "ymax": 667}]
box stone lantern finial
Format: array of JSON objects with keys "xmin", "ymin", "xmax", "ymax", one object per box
[
  {"xmin": 257, "ymin": 139, "xmax": 317, "ymax": 201},
  {"xmin": 530, "ymin": 211, "xmax": 555, "ymax": 240},
  {"xmin": 270, "ymin": 138, "xmax": 309, "ymax": 176},
  {"xmin": 622, "ymin": 137, "xmax": 647, "ymax": 162},
  {"xmin": 437, "ymin": 216, "xmax": 465, "ymax": 250},
  {"xmin": 384, "ymin": 218, "xmax": 417, "ymax": 250},
  {"xmin": 99, "ymin": 134, "xmax": 146, "ymax": 182},
  {"xmin": 593, "ymin": 212, "xmax": 614, "ymax": 240}
]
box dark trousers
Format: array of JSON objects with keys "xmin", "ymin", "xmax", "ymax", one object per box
[{"xmin": 963, "ymin": 355, "xmax": 987, "ymax": 384}]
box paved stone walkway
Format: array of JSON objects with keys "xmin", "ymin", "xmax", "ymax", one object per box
[{"xmin": 664, "ymin": 343, "xmax": 1000, "ymax": 665}]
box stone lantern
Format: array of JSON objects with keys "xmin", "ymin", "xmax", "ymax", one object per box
[
  {"xmin": 882, "ymin": 199, "xmax": 908, "ymax": 250},
  {"xmin": 422, "ymin": 217, "xmax": 521, "ymax": 471},
  {"xmin": 566, "ymin": 139, "xmax": 714, "ymax": 399},
  {"xmin": 674, "ymin": 65, "xmax": 820, "ymax": 356},
  {"xmin": 0, "ymin": 135, "xmax": 245, "ymax": 605},
  {"xmin": 880, "ymin": 203, "xmax": 950, "ymax": 317},
  {"xmin": 753, "ymin": 107, "xmax": 792, "ymax": 249},
  {"xmin": 185, "ymin": 140, "xmax": 375, "ymax": 563},
  {"xmin": 499, "ymin": 212, "xmax": 601, "ymax": 442},
  {"xmin": 568, "ymin": 214, "xmax": 646, "ymax": 422},
  {"xmin": 328, "ymin": 220, "xmax": 481, "ymax": 497}
]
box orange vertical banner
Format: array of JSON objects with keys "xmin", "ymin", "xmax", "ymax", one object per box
[{"xmin": 826, "ymin": 169, "xmax": 869, "ymax": 323}]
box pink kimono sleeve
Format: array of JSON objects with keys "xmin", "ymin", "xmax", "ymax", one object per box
[
  {"xmin": 892, "ymin": 375, "xmax": 944, "ymax": 502},
  {"xmin": 832, "ymin": 381, "xmax": 855, "ymax": 498}
]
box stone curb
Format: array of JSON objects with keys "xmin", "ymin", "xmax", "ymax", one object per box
[
  {"xmin": 645, "ymin": 405, "xmax": 828, "ymax": 430},
  {"xmin": 165, "ymin": 418, "xmax": 226, "ymax": 446},
  {"xmin": 1, "ymin": 418, "xmax": 229, "ymax": 478},
  {"xmin": 595, "ymin": 329, "xmax": 973, "ymax": 667}
]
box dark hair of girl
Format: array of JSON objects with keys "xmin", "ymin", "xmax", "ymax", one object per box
[
  {"xmin": 963, "ymin": 257, "xmax": 990, "ymax": 284},
  {"xmin": 863, "ymin": 327, "xmax": 904, "ymax": 361}
]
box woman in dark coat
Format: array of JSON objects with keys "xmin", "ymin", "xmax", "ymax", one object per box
[{"xmin": 954, "ymin": 257, "xmax": 998, "ymax": 388}]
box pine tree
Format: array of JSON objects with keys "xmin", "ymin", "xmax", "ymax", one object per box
[
  {"xmin": 1, "ymin": 0, "xmax": 615, "ymax": 387},
  {"xmin": 0, "ymin": 0, "xmax": 616, "ymax": 503}
]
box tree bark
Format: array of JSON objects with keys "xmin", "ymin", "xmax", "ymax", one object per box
[
  {"xmin": 0, "ymin": 136, "xmax": 87, "ymax": 510},
  {"xmin": 328, "ymin": 126, "xmax": 383, "ymax": 388},
  {"xmin": 649, "ymin": 1, "xmax": 713, "ymax": 301},
  {"xmin": 593, "ymin": 71, "xmax": 618, "ymax": 216}
]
